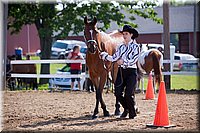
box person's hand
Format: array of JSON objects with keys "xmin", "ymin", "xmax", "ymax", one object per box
[
  {"xmin": 100, "ymin": 52, "xmax": 108, "ymax": 61},
  {"xmin": 75, "ymin": 56, "xmax": 80, "ymax": 59},
  {"xmin": 117, "ymin": 59, "xmax": 124, "ymax": 65},
  {"xmin": 71, "ymin": 56, "xmax": 78, "ymax": 59}
]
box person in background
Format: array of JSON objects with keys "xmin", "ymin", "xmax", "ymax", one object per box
[
  {"xmin": 67, "ymin": 45, "xmax": 84, "ymax": 90},
  {"xmin": 26, "ymin": 54, "xmax": 31, "ymax": 60}
]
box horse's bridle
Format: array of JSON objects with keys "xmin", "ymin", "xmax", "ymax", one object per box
[
  {"xmin": 84, "ymin": 29, "xmax": 114, "ymax": 72},
  {"xmin": 84, "ymin": 29, "xmax": 103, "ymax": 54}
]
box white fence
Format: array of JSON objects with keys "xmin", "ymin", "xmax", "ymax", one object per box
[
  {"xmin": 10, "ymin": 60, "xmax": 89, "ymax": 79},
  {"xmin": 10, "ymin": 59, "xmax": 199, "ymax": 79},
  {"xmin": 162, "ymin": 59, "xmax": 199, "ymax": 76}
]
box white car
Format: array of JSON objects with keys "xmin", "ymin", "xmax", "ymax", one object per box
[
  {"xmin": 49, "ymin": 65, "xmax": 85, "ymax": 91},
  {"xmin": 173, "ymin": 53, "xmax": 199, "ymax": 71},
  {"xmin": 51, "ymin": 40, "xmax": 86, "ymax": 59}
]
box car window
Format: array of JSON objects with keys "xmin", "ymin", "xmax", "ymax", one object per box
[
  {"xmin": 186, "ymin": 55, "xmax": 195, "ymax": 60},
  {"xmin": 52, "ymin": 42, "xmax": 68, "ymax": 49},
  {"xmin": 182, "ymin": 56, "xmax": 192, "ymax": 60},
  {"xmin": 67, "ymin": 44, "xmax": 74, "ymax": 50},
  {"xmin": 148, "ymin": 46, "xmax": 156, "ymax": 49},
  {"xmin": 61, "ymin": 65, "xmax": 70, "ymax": 72},
  {"xmin": 80, "ymin": 48, "xmax": 87, "ymax": 53},
  {"xmin": 174, "ymin": 56, "xmax": 180, "ymax": 60}
]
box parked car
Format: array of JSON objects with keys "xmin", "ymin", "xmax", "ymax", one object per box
[
  {"xmin": 51, "ymin": 40, "xmax": 86, "ymax": 59},
  {"xmin": 49, "ymin": 65, "xmax": 85, "ymax": 90},
  {"xmin": 173, "ymin": 53, "xmax": 199, "ymax": 71},
  {"xmin": 80, "ymin": 46, "xmax": 87, "ymax": 58}
]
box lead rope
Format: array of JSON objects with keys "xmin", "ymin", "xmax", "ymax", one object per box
[{"xmin": 114, "ymin": 66, "xmax": 123, "ymax": 88}]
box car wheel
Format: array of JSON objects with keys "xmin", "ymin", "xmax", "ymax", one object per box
[{"xmin": 59, "ymin": 55, "xmax": 65, "ymax": 59}]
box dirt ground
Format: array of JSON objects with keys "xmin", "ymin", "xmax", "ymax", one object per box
[{"xmin": 2, "ymin": 90, "xmax": 199, "ymax": 132}]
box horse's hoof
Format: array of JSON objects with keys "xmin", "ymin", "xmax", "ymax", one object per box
[
  {"xmin": 103, "ymin": 111, "xmax": 110, "ymax": 117},
  {"xmin": 92, "ymin": 115, "xmax": 98, "ymax": 119},
  {"xmin": 114, "ymin": 110, "xmax": 121, "ymax": 116},
  {"xmin": 136, "ymin": 107, "xmax": 140, "ymax": 114}
]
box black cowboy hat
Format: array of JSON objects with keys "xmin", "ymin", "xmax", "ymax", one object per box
[{"xmin": 119, "ymin": 24, "xmax": 139, "ymax": 39}]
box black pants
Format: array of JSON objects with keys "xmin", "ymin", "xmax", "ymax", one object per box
[
  {"xmin": 114, "ymin": 67, "xmax": 137, "ymax": 118},
  {"xmin": 70, "ymin": 69, "xmax": 81, "ymax": 82}
]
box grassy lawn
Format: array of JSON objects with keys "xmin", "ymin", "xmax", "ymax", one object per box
[
  {"xmin": 171, "ymin": 75, "xmax": 199, "ymax": 90},
  {"xmin": 21, "ymin": 56, "xmax": 199, "ymax": 91},
  {"xmin": 141, "ymin": 75, "xmax": 199, "ymax": 91}
]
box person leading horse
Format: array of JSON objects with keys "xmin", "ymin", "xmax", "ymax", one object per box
[{"xmin": 101, "ymin": 25, "xmax": 140, "ymax": 119}]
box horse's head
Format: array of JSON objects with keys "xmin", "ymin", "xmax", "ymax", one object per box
[{"xmin": 84, "ymin": 16, "xmax": 100, "ymax": 54}]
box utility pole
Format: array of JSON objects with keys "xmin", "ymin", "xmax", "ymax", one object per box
[
  {"xmin": 163, "ymin": 0, "xmax": 171, "ymax": 91},
  {"xmin": 0, "ymin": 1, "xmax": 4, "ymax": 131},
  {"xmin": 193, "ymin": 3, "xmax": 197, "ymax": 57}
]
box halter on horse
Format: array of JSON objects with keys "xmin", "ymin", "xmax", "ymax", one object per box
[
  {"xmin": 84, "ymin": 16, "xmax": 124, "ymax": 119},
  {"xmin": 137, "ymin": 43, "xmax": 163, "ymax": 93}
]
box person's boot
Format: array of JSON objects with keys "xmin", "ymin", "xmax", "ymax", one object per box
[
  {"xmin": 129, "ymin": 113, "xmax": 137, "ymax": 119},
  {"xmin": 120, "ymin": 109, "xmax": 129, "ymax": 118},
  {"xmin": 125, "ymin": 95, "xmax": 137, "ymax": 119}
]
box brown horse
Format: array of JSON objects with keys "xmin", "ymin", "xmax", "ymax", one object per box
[
  {"xmin": 11, "ymin": 64, "xmax": 38, "ymax": 90},
  {"xmin": 137, "ymin": 44, "xmax": 163, "ymax": 93},
  {"xmin": 84, "ymin": 17, "xmax": 124, "ymax": 119}
]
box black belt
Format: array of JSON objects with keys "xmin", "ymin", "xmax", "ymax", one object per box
[{"xmin": 119, "ymin": 67, "xmax": 137, "ymax": 70}]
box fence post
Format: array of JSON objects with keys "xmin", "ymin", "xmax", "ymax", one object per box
[
  {"xmin": 163, "ymin": 0, "xmax": 171, "ymax": 91},
  {"xmin": 0, "ymin": 2, "xmax": 6, "ymax": 131}
]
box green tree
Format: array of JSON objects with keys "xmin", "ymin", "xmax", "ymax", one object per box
[{"xmin": 8, "ymin": 0, "xmax": 162, "ymax": 84}]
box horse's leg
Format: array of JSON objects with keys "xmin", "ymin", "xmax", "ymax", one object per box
[
  {"xmin": 99, "ymin": 73, "xmax": 110, "ymax": 117},
  {"xmin": 105, "ymin": 78, "xmax": 110, "ymax": 94},
  {"xmin": 91, "ymin": 81, "xmax": 94, "ymax": 92},
  {"xmin": 17, "ymin": 78, "xmax": 22, "ymax": 90},
  {"xmin": 141, "ymin": 76, "xmax": 144, "ymax": 94},
  {"xmin": 135, "ymin": 76, "xmax": 140, "ymax": 93},
  {"xmin": 23, "ymin": 78, "xmax": 28, "ymax": 90},
  {"xmin": 33, "ymin": 78, "xmax": 38, "ymax": 90},
  {"xmin": 114, "ymin": 97, "xmax": 121, "ymax": 116},
  {"xmin": 92, "ymin": 77, "xmax": 100, "ymax": 119},
  {"xmin": 153, "ymin": 75, "xmax": 157, "ymax": 94},
  {"xmin": 111, "ymin": 63, "xmax": 121, "ymax": 116}
]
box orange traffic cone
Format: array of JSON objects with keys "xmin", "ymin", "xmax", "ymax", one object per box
[
  {"xmin": 146, "ymin": 81, "xmax": 175, "ymax": 128},
  {"xmin": 145, "ymin": 73, "xmax": 155, "ymax": 100}
]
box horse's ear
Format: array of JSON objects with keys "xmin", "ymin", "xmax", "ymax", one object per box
[
  {"xmin": 92, "ymin": 17, "xmax": 97, "ymax": 25},
  {"xmin": 84, "ymin": 16, "xmax": 88, "ymax": 24}
]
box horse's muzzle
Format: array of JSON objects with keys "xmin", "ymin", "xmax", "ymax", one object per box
[{"xmin": 87, "ymin": 41, "xmax": 97, "ymax": 54}]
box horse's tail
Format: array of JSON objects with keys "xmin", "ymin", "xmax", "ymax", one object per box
[{"xmin": 152, "ymin": 51, "xmax": 162, "ymax": 86}]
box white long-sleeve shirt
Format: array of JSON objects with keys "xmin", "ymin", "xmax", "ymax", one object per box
[{"xmin": 105, "ymin": 40, "xmax": 140, "ymax": 68}]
